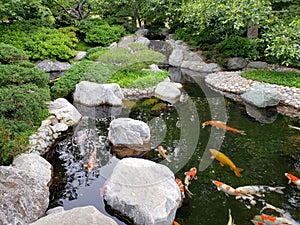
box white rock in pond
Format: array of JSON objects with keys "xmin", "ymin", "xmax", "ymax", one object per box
[
  {"xmin": 108, "ymin": 118, "xmax": 150, "ymax": 145},
  {"xmin": 154, "ymin": 81, "xmax": 181, "ymax": 103},
  {"xmin": 13, "ymin": 153, "xmax": 52, "ymax": 187},
  {"xmin": 47, "ymin": 98, "xmax": 81, "ymax": 126},
  {"xmin": 30, "ymin": 206, "xmax": 117, "ymax": 225},
  {"xmin": 103, "ymin": 158, "xmax": 181, "ymax": 225},
  {"xmin": 73, "ymin": 81, "xmax": 124, "ymax": 107}
]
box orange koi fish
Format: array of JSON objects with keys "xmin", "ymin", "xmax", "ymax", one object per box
[
  {"xmin": 212, "ymin": 180, "xmax": 240, "ymax": 196},
  {"xmin": 176, "ymin": 178, "xmax": 185, "ymax": 199},
  {"xmin": 155, "ymin": 146, "xmax": 171, "ymax": 162},
  {"xmin": 252, "ymin": 214, "xmax": 293, "ymax": 225},
  {"xmin": 184, "ymin": 167, "xmax": 197, "ymax": 197},
  {"xmin": 173, "ymin": 221, "xmax": 180, "ymax": 225},
  {"xmin": 285, "ymin": 173, "xmax": 300, "ymax": 189},
  {"xmin": 209, "ymin": 149, "xmax": 244, "ymax": 177},
  {"xmin": 202, "ymin": 120, "xmax": 246, "ymax": 135},
  {"xmin": 251, "ymin": 220, "xmax": 287, "ymax": 225},
  {"xmin": 87, "ymin": 147, "xmax": 97, "ymax": 171}
]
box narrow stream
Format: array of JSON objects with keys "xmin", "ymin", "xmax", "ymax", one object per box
[{"xmin": 46, "ymin": 70, "xmax": 300, "ymax": 225}]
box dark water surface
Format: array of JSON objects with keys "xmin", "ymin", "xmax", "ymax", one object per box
[{"xmin": 46, "ymin": 75, "xmax": 300, "ymax": 225}]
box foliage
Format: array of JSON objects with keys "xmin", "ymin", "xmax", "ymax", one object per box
[
  {"xmin": 260, "ymin": 18, "xmax": 300, "ymax": 67},
  {"xmin": 0, "ymin": 21, "xmax": 78, "ymax": 61},
  {"xmin": 0, "ymin": 64, "xmax": 50, "ymax": 165},
  {"xmin": 0, "ymin": 64, "xmax": 49, "ymax": 88},
  {"xmin": 131, "ymin": 50, "xmax": 165, "ymax": 65},
  {"xmin": 108, "ymin": 69, "xmax": 168, "ymax": 88},
  {"xmin": 86, "ymin": 46, "xmax": 110, "ymax": 60},
  {"xmin": 96, "ymin": 48, "xmax": 132, "ymax": 65},
  {"xmin": 50, "ymin": 60, "xmax": 94, "ymax": 99},
  {"xmin": 241, "ymin": 70, "xmax": 300, "ymax": 88},
  {"xmin": 216, "ymin": 36, "xmax": 260, "ymax": 60},
  {"xmin": 128, "ymin": 42, "xmax": 148, "ymax": 52},
  {"xmin": 0, "ymin": 43, "xmax": 28, "ymax": 64},
  {"xmin": 78, "ymin": 19, "xmax": 126, "ymax": 46},
  {"xmin": 81, "ymin": 63, "xmax": 120, "ymax": 83}
]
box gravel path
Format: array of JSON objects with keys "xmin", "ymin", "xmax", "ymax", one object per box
[{"xmin": 205, "ymin": 71, "xmax": 300, "ymax": 117}]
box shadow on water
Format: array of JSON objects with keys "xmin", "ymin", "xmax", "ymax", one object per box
[{"xmin": 46, "ymin": 68, "xmax": 300, "ymax": 225}]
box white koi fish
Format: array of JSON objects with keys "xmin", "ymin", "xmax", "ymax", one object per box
[{"xmin": 236, "ymin": 185, "xmax": 285, "ymax": 197}]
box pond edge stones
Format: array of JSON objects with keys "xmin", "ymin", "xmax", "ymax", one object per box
[
  {"xmin": 103, "ymin": 158, "xmax": 181, "ymax": 225},
  {"xmin": 108, "ymin": 118, "xmax": 151, "ymax": 158}
]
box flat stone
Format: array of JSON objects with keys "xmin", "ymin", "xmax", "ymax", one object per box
[
  {"xmin": 154, "ymin": 81, "xmax": 181, "ymax": 103},
  {"xmin": 30, "ymin": 206, "xmax": 117, "ymax": 225}
]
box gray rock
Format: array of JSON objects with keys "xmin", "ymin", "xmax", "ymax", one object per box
[
  {"xmin": 159, "ymin": 28, "xmax": 169, "ymax": 37},
  {"xmin": 246, "ymin": 61, "xmax": 268, "ymax": 70},
  {"xmin": 103, "ymin": 158, "xmax": 181, "ymax": 225},
  {"xmin": 181, "ymin": 61, "xmax": 221, "ymax": 73},
  {"xmin": 0, "ymin": 166, "xmax": 49, "ymax": 225},
  {"xmin": 136, "ymin": 36, "xmax": 150, "ymax": 47},
  {"xmin": 226, "ymin": 57, "xmax": 248, "ymax": 70},
  {"xmin": 109, "ymin": 42, "xmax": 118, "ymax": 50},
  {"xmin": 74, "ymin": 81, "xmax": 124, "ymax": 107},
  {"xmin": 135, "ymin": 28, "xmax": 150, "ymax": 37},
  {"xmin": 108, "ymin": 118, "xmax": 151, "ymax": 158},
  {"xmin": 73, "ymin": 51, "xmax": 86, "ymax": 61},
  {"xmin": 149, "ymin": 40, "xmax": 173, "ymax": 64},
  {"xmin": 30, "ymin": 206, "xmax": 117, "ymax": 225},
  {"xmin": 118, "ymin": 35, "xmax": 136, "ymax": 48},
  {"xmin": 241, "ymin": 84, "xmax": 280, "ymax": 108},
  {"xmin": 36, "ymin": 59, "xmax": 72, "ymax": 72},
  {"xmin": 46, "ymin": 206, "xmax": 64, "ymax": 215},
  {"xmin": 13, "ymin": 153, "xmax": 53, "ymax": 187},
  {"xmin": 47, "ymin": 98, "xmax": 81, "ymax": 126},
  {"xmin": 154, "ymin": 81, "xmax": 181, "ymax": 103},
  {"xmin": 169, "ymin": 48, "xmax": 184, "ymax": 67}
]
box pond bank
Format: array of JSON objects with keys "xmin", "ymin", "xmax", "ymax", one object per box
[{"xmin": 205, "ymin": 71, "xmax": 300, "ymax": 118}]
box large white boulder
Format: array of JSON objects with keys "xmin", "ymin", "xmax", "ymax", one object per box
[
  {"xmin": 154, "ymin": 81, "xmax": 181, "ymax": 103},
  {"xmin": 73, "ymin": 81, "xmax": 124, "ymax": 107},
  {"xmin": 103, "ymin": 158, "xmax": 181, "ymax": 225}
]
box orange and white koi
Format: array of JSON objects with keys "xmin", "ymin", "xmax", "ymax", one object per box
[
  {"xmin": 202, "ymin": 120, "xmax": 246, "ymax": 135},
  {"xmin": 184, "ymin": 167, "xmax": 197, "ymax": 197},
  {"xmin": 86, "ymin": 147, "xmax": 97, "ymax": 171},
  {"xmin": 209, "ymin": 149, "xmax": 244, "ymax": 177},
  {"xmin": 288, "ymin": 125, "xmax": 300, "ymax": 131},
  {"xmin": 285, "ymin": 173, "xmax": 300, "ymax": 189},
  {"xmin": 236, "ymin": 185, "xmax": 285, "ymax": 197},
  {"xmin": 251, "ymin": 220, "xmax": 288, "ymax": 225},
  {"xmin": 212, "ymin": 180, "xmax": 240, "ymax": 196},
  {"xmin": 252, "ymin": 214, "xmax": 294, "ymax": 225},
  {"xmin": 176, "ymin": 178, "xmax": 185, "ymax": 199},
  {"xmin": 155, "ymin": 146, "xmax": 171, "ymax": 162}
]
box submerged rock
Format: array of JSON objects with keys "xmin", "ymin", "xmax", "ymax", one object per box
[
  {"xmin": 30, "ymin": 206, "xmax": 117, "ymax": 225},
  {"xmin": 74, "ymin": 81, "xmax": 124, "ymax": 107},
  {"xmin": 0, "ymin": 166, "xmax": 49, "ymax": 225},
  {"xmin": 108, "ymin": 118, "xmax": 151, "ymax": 158},
  {"xmin": 103, "ymin": 158, "xmax": 181, "ymax": 225},
  {"xmin": 244, "ymin": 104, "xmax": 278, "ymax": 124}
]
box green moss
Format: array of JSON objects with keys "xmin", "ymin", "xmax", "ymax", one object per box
[{"xmin": 241, "ymin": 70, "xmax": 300, "ymax": 88}]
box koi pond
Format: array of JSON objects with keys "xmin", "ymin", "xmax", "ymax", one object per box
[{"xmin": 46, "ymin": 71, "xmax": 300, "ymax": 225}]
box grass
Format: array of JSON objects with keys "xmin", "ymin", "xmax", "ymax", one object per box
[{"xmin": 241, "ymin": 70, "xmax": 300, "ymax": 88}]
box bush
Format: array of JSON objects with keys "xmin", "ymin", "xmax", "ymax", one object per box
[
  {"xmin": 126, "ymin": 72, "xmax": 168, "ymax": 89},
  {"xmin": 128, "ymin": 42, "xmax": 148, "ymax": 52},
  {"xmin": 86, "ymin": 46, "xmax": 109, "ymax": 60},
  {"xmin": 0, "ymin": 64, "xmax": 49, "ymax": 88},
  {"xmin": 0, "ymin": 21, "xmax": 78, "ymax": 61},
  {"xmin": 215, "ymin": 36, "xmax": 260, "ymax": 60},
  {"xmin": 50, "ymin": 60, "xmax": 94, "ymax": 99},
  {"xmin": 0, "ymin": 43, "xmax": 28, "ymax": 64},
  {"xmin": 241, "ymin": 70, "xmax": 300, "ymax": 88},
  {"xmin": 78, "ymin": 19, "xmax": 126, "ymax": 46},
  {"xmin": 261, "ymin": 19, "xmax": 300, "ymax": 67},
  {"xmin": 96, "ymin": 48, "xmax": 132, "ymax": 65},
  {"xmin": 81, "ymin": 63, "xmax": 120, "ymax": 83}
]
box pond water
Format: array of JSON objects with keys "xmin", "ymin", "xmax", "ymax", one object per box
[{"xmin": 46, "ymin": 71, "xmax": 300, "ymax": 225}]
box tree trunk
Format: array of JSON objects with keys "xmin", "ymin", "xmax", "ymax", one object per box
[{"xmin": 247, "ymin": 20, "xmax": 258, "ymax": 40}]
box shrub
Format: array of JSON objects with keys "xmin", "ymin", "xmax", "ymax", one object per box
[
  {"xmin": 128, "ymin": 42, "xmax": 148, "ymax": 52},
  {"xmin": 241, "ymin": 70, "xmax": 300, "ymax": 88},
  {"xmin": 0, "ymin": 43, "xmax": 28, "ymax": 64},
  {"xmin": 96, "ymin": 48, "xmax": 132, "ymax": 65},
  {"xmin": 131, "ymin": 50, "xmax": 166, "ymax": 65},
  {"xmin": 50, "ymin": 60, "xmax": 94, "ymax": 99},
  {"xmin": 126, "ymin": 72, "xmax": 168, "ymax": 89},
  {"xmin": 78, "ymin": 19, "xmax": 126, "ymax": 46},
  {"xmin": 86, "ymin": 46, "xmax": 109, "ymax": 60},
  {"xmin": 0, "ymin": 22, "xmax": 78, "ymax": 61},
  {"xmin": 81, "ymin": 63, "xmax": 120, "ymax": 83},
  {"xmin": 0, "ymin": 64, "xmax": 49, "ymax": 88},
  {"xmin": 216, "ymin": 36, "xmax": 260, "ymax": 60},
  {"xmin": 261, "ymin": 19, "xmax": 300, "ymax": 67}
]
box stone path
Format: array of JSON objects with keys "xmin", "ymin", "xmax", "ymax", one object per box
[{"xmin": 205, "ymin": 71, "xmax": 300, "ymax": 117}]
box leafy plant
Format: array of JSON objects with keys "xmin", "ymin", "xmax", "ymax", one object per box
[
  {"xmin": 241, "ymin": 70, "xmax": 300, "ymax": 88},
  {"xmin": 96, "ymin": 48, "xmax": 132, "ymax": 65},
  {"xmin": 86, "ymin": 46, "xmax": 110, "ymax": 60},
  {"xmin": 128, "ymin": 42, "xmax": 148, "ymax": 52},
  {"xmin": 50, "ymin": 60, "xmax": 94, "ymax": 99},
  {"xmin": 0, "ymin": 43, "xmax": 28, "ymax": 64}
]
